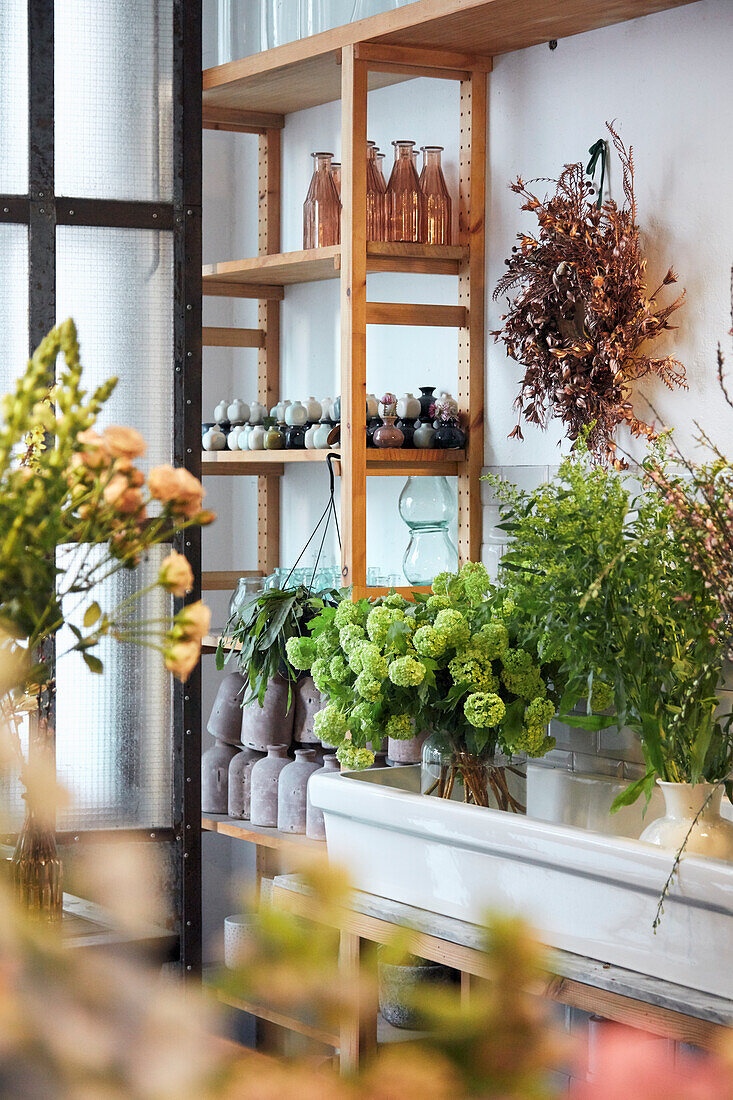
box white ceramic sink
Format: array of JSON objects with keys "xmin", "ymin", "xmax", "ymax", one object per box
[{"xmin": 310, "ymin": 765, "xmax": 733, "ymax": 998}]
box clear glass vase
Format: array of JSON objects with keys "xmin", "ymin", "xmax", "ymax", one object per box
[
  {"xmin": 260, "ymin": 0, "xmax": 301, "ymax": 49},
  {"xmin": 421, "ymin": 733, "xmax": 527, "ymax": 812},
  {"xmin": 420, "ymin": 145, "xmax": 452, "ymax": 245},
  {"xmin": 366, "ymin": 141, "xmax": 387, "ymax": 242},
  {"xmin": 303, "ymin": 152, "xmax": 341, "ymax": 249},
  {"xmin": 398, "ymin": 476, "xmax": 458, "ymax": 585},
  {"xmin": 386, "ymin": 140, "xmax": 423, "ymax": 243},
  {"xmin": 351, "ymin": 0, "xmax": 408, "ymax": 19},
  {"xmin": 330, "ymin": 160, "xmax": 341, "ymax": 197},
  {"xmin": 12, "ymin": 804, "xmax": 63, "ymax": 922}
]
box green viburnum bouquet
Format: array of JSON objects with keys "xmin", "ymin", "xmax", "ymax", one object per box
[
  {"xmin": 490, "ymin": 440, "xmax": 731, "ymax": 808},
  {"xmin": 285, "ymin": 563, "xmax": 562, "ymax": 804}
]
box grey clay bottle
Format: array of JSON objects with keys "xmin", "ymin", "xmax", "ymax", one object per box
[
  {"xmin": 202, "ymin": 738, "xmax": 240, "ymax": 814},
  {"xmin": 207, "ymin": 671, "xmax": 247, "ymax": 745},
  {"xmin": 294, "ymin": 676, "xmax": 324, "ymax": 743},
  {"xmin": 240, "ymin": 674, "xmax": 294, "ymax": 751},
  {"xmin": 277, "ymin": 748, "xmax": 320, "ymax": 833},
  {"xmin": 306, "ymin": 753, "xmax": 340, "ymax": 840},
  {"xmin": 227, "ymin": 746, "xmax": 265, "ymax": 819},
  {"xmin": 249, "ymin": 744, "xmax": 291, "ymax": 827}
]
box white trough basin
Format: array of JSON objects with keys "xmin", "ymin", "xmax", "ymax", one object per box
[{"xmin": 310, "ymin": 765, "xmax": 733, "ymax": 999}]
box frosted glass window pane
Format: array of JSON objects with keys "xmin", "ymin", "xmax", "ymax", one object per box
[
  {"xmin": 54, "ymin": 0, "xmax": 173, "ymax": 201},
  {"xmin": 56, "ymin": 226, "xmax": 173, "ymax": 470},
  {"xmin": 0, "ymin": 0, "xmax": 28, "ymax": 193},
  {"xmin": 55, "ymin": 546, "xmax": 174, "ymax": 830},
  {"xmin": 0, "ymin": 224, "xmax": 28, "ymax": 399}
]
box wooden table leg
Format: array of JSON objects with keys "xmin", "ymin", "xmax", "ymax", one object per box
[{"xmin": 338, "ymin": 930, "xmax": 378, "ymax": 1075}]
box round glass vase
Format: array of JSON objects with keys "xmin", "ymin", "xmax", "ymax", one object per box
[
  {"xmin": 421, "ymin": 733, "xmax": 526, "ymax": 813},
  {"xmin": 398, "ymin": 476, "xmax": 458, "ymax": 585}
]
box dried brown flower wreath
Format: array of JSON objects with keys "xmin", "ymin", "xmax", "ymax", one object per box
[{"xmin": 493, "ymin": 123, "xmax": 686, "ymax": 464}]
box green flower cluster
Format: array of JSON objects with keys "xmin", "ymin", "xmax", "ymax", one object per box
[
  {"xmin": 464, "ymin": 691, "xmax": 506, "ymax": 728},
  {"xmin": 336, "ymin": 743, "xmax": 374, "ymax": 770},
  {"xmin": 285, "ymin": 635, "xmax": 316, "ymax": 671},
  {"xmin": 288, "ymin": 563, "xmax": 560, "ymax": 772}
]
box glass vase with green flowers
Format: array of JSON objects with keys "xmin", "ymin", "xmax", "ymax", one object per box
[{"xmin": 285, "ymin": 562, "xmax": 563, "ymax": 810}]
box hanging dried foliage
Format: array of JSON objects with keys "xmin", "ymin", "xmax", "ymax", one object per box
[{"xmin": 493, "ymin": 123, "xmax": 686, "ymax": 464}]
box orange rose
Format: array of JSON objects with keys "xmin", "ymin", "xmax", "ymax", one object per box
[
  {"xmin": 103, "ymin": 474, "xmax": 144, "ymax": 515},
  {"xmin": 175, "ymin": 599, "xmax": 211, "ymax": 641},
  {"xmin": 164, "ymin": 639, "xmax": 201, "ymax": 682},
  {"xmin": 103, "ymin": 425, "xmax": 146, "ymax": 460},
  {"xmin": 148, "ymin": 465, "xmax": 181, "ymax": 503},
  {"xmin": 158, "ymin": 551, "xmax": 194, "ymax": 597},
  {"xmin": 76, "ymin": 428, "xmax": 111, "ymax": 470}
]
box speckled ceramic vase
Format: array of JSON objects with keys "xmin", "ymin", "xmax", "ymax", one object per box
[
  {"xmin": 207, "ymin": 672, "xmax": 247, "ymax": 746},
  {"xmin": 249, "ymin": 745, "xmax": 291, "ymax": 827},
  {"xmin": 202, "ymin": 738, "xmax": 240, "ymax": 814},
  {"xmin": 294, "ymin": 676, "xmax": 324, "ymax": 743},
  {"xmin": 277, "ymin": 748, "xmax": 320, "ymax": 833},
  {"xmin": 388, "ymin": 729, "xmax": 429, "ymax": 765},
  {"xmin": 240, "ymin": 674, "xmax": 294, "ymax": 751},
  {"xmin": 227, "ymin": 746, "xmax": 265, "ymax": 819},
  {"xmin": 378, "ymin": 954, "xmax": 452, "ymax": 1029},
  {"xmin": 306, "ymin": 753, "xmax": 340, "ymax": 839}
]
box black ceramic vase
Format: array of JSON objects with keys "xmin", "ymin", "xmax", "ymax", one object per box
[{"xmin": 434, "ymin": 421, "xmax": 466, "ymax": 449}]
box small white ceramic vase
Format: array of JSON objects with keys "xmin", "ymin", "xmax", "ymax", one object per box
[
  {"xmin": 214, "ymin": 399, "xmax": 228, "ymax": 423},
  {"xmin": 237, "ymin": 424, "xmax": 252, "ymax": 450},
  {"xmin": 304, "ymin": 424, "xmax": 319, "ymax": 449},
  {"xmin": 304, "ymin": 396, "xmax": 322, "ymax": 422},
  {"xmin": 640, "ymin": 781, "xmax": 733, "ymax": 861},
  {"xmin": 285, "ymin": 400, "xmax": 308, "ymax": 427},
  {"xmin": 227, "ymin": 427, "xmax": 241, "ymax": 450},
  {"xmin": 396, "ymin": 392, "xmax": 421, "ymax": 420},
  {"xmin": 248, "ymin": 423, "xmax": 266, "ymax": 450},
  {"xmin": 224, "ymin": 913, "xmax": 257, "ymax": 969},
  {"xmin": 202, "ymin": 425, "xmax": 226, "ymax": 451},
  {"xmin": 312, "ymin": 421, "xmax": 331, "ymax": 449},
  {"xmin": 227, "ymin": 397, "xmax": 249, "ymax": 425},
  {"xmin": 320, "ymin": 397, "xmax": 333, "ymax": 422},
  {"xmin": 366, "ymin": 392, "xmax": 379, "ymax": 419},
  {"xmin": 249, "ymin": 400, "xmax": 266, "ymax": 425}
]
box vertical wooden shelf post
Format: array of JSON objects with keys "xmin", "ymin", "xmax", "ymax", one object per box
[
  {"xmin": 339, "ymin": 45, "xmax": 369, "ymax": 596},
  {"xmin": 457, "ymin": 69, "xmax": 487, "ymax": 565},
  {"xmin": 257, "ymin": 127, "xmax": 282, "ymax": 575}
]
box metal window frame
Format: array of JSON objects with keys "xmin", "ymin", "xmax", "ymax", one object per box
[{"xmin": 0, "ymin": 0, "xmax": 203, "ymax": 975}]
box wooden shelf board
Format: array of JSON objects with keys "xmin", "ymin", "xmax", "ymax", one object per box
[
  {"xmin": 202, "ymin": 813, "xmax": 325, "ymax": 852},
  {"xmin": 202, "ymin": 242, "xmax": 467, "ymax": 291},
  {"xmin": 202, "ymin": 0, "xmax": 693, "ymax": 116},
  {"xmin": 201, "ymin": 633, "xmax": 236, "ymax": 653},
  {"xmin": 202, "ymin": 448, "xmax": 466, "ymax": 477}
]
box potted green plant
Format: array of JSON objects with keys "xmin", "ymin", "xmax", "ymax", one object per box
[
  {"xmin": 285, "ymin": 563, "xmax": 563, "ymax": 810},
  {"xmin": 490, "ymin": 441, "xmax": 733, "ymax": 861}
]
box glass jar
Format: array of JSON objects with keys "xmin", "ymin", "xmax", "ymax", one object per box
[
  {"xmin": 303, "ymin": 152, "xmax": 341, "ymax": 249},
  {"xmin": 398, "ymin": 476, "xmax": 458, "ymax": 585},
  {"xmin": 420, "ymin": 145, "xmax": 452, "ymax": 245},
  {"xmin": 375, "ymin": 150, "xmax": 386, "ymax": 190},
  {"xmin": 330, "ymin": 160, "xmax": 341, "ymax": 197},
  {"xmin": 229, "ymin": 575, "xmax": 266, "ymax": 618},
  {"xmin": 386, "ymin": 140, "xmax": 423, "ymax": 243},
  {"xmin": 421, "ymin": 733, "xmax": 527, "ymax": 812},
  {"xmin": 366, "ymin": 141, "xmax": 387, "ymax": 242},
  {"xmin": 260, "ymin": 0, "xmax": 301, "ymax": 49},
  {"xmin": 351, "ymin": 0, "xmax": 408, "ymax": 18}
]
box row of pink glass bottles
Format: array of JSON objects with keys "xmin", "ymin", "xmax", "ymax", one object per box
[{"xmin": 303, "ymin": 141, "xmax": 452, "ymax": 249}]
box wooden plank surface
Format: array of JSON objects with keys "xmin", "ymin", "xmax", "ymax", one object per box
[
  {"xmin": 202, "ymin": 814, "xmax": 325, "ymax": 852},
  {"xmin": 202, "ymin": 326, "xmax": 264, "ymax": 348},
  {"xmin": 202, "ymin": 105, "xmax": 285, "ymax": 132},
  {"xmin": 258, "ymin": 128, "xmax": 282, "ymax": 579},
  {"xmin": 202, "ymin": 243, "xmax": 465, "ymax": 288},
  {"xmin": 202, "ymin": 280, "xmax": 284, "ymax": 300},
  {"xmin": 456, "ymin": 69, "xmax": 486, "ymax": 566},
  {"xmin": 339, "ymin": 46, "xmax": 369, "ymax": 594},
  {"xmin": 201, "ymin": 570, "xmax": 263, "ymax": 590},
  {"xmin": 214, "ymin": 987, "xmax": 340, "ymax": 1048},
  {"xmin": 202, "ymin": 0, "xmax": 693, "ymax": 115},
  {"xmin": 366, "ymin": 302, "xmax": 467, "ymax": 327}
]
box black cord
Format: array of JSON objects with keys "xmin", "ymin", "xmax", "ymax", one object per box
[{"xmin": 283, "ymin": 451, "xmax": 342, "ymax": 592}]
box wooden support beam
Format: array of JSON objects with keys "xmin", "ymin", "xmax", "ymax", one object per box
[
  {"xmin": 339, "ymin": 46, "xmax": 368, "ymax": 593},
  {"xmin": 354, "ymin": 41, "xmax": 493, "ymax": 74},
  {"xmin": 201, "ymin": 570, "xmax": 263, "ymax": 590},
  {"xmin": 456, "ymin": 69, "xmax": 487, "ymax": 566},
  {"xmin": 338, "ymin": 932, "xmax": 378, "ymax": 1076},
  {"xmin": 365, "ymin": 302, "xmax": 467, "ymax": 327},
  {"xmin": 202, "ymin": 326, "xmax": 265, "ymax": 348},
  {"xmin": 202, "ymin": 105, "xmax": 285, "ymax": 133},
  {"xmin": 202, "ymin": 281, "xmax": 284, "ymax": 300},
  {"xmin": 257, "ymin": 127, "xmax": 283, "ymax": 579}
]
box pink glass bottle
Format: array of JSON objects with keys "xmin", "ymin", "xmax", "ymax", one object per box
[
  {"xmin": 330, "ymin": 161, "xmax": 341, "ymax": 197},
  {"xmin": 366, "ymin": 141, "xmax": 387, "ymax": 242},
  {"xmin": 420, "ymin": 145, "xmax": 452, "ymax": 245},
  {"xmin": 375, "ymin": 150, "xmax": 386, "ymax": 190},
  {"xmin": 303, "ymin": 151, "xmax": 341, "ymax": 249},
  {"xmin": 386, "ymin": 140, "xmax": 423, "ymax": 244}
]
